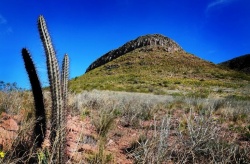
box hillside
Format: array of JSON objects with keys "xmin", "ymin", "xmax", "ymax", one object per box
[
  {"xmin": 220, "ymin": 54, "xmax": 250, "ymax": 74},
  {"xmin": 70, "ymin": 34, "xmax": 250, "ymax": 94},
  {"xmin": 86, "ymin": 34, "xmax": 184, "ymax": 72}
]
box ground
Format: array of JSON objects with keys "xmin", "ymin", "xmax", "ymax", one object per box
[{"xmin": 0, "ymin": 90, "xmax": 250, "ymax": 163}]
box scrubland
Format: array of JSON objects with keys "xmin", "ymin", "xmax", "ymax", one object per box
[{"xmin": 0, "ymin": 82, "xmax": 250, "ymax": 163}]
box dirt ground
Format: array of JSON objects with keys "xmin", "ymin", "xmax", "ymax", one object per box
[{"xmin": 1, "ymin": 107, "xmax": 250, "ymax": 163}]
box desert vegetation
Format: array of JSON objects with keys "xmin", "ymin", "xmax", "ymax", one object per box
[
  {"xmin": 0, "ymin": 14, "xmax": 70, "ymax": 163},
  {"xmin": 1, "ymin": 87, "xmax": 250, "ymax": 163},
  {"xmin": 70, "ymin": 46, "xmax": 250, "ymax": 94}
]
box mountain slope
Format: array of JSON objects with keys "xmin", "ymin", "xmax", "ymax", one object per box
[
  {"xmin": 70, "ymin": 34, "xmax": 250, "ymax": 94},
  {"xmin": 220, "ymin": 54, "xmax": 250, "ymax": 74},
  {"xmin": 86, "ymin": 34, "xmax": 184, "ymax": 72}
]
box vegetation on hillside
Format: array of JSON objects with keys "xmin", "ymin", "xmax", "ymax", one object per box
[
  {"xmin": 70, "ymin": 46, "xmax": 250, "ymax": 95},
  {"xmin": 220, "ymin": 54, "xmax": 250, "ymax": 74}
]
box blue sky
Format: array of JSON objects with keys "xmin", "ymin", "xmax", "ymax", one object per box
[{"xmin": 0, "ymin": 0, "xmax": 250, "ymax": 88}]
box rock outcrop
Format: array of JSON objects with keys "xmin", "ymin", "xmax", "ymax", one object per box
[
  {"xmin": 0, "ymin": 112, "xmax": 19, "ymax": 150},
  {"xmin": 86, "ymin": 34, "xmax": 184, "ymax": 73}
]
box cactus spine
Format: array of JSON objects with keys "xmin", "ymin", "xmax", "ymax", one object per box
[
  {"xmin": 21, "ymin": 48, "xmax": 46, "ymax": 149},
  {"xmin": 37, "ymin": 15, "xmax": 68, "ymax": 163}
]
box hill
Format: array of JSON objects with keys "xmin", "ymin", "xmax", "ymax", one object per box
[
  {"xmin": 219, "ymin": 54, "xmax": 250, "ymax": 74},
  {"xmin": 70, "ymin": 34, "xmax": 250, "ymax": 94},
  {"xmin": 86, "ymin": 34, "xmax": 184, "ymax": 72}
]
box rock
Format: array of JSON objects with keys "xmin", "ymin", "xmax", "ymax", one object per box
[
  {"xmin": 85, "ymin": 34, "xmax": 184, "ymax": 72},
  {"xmin": 0, "ymin": 112, "xmax": 10, "ymax": 120},
  {"xmin": 0, "ymin": 114, "xmax": 19, "ymax": 150},
  {"xmin": 106, "ymin": 139, "xmax": 114, "ymax": 146},
  {"xmin": 0, "ymin": 127, "xmax": 17, "ymax": 150},
  {"xmin": 78, "ymin": 144, "xmax": 95, "ymax": 153},
  {"xmin": 0, "ymin": 117, "xmax": 19, "ymax": 131}
]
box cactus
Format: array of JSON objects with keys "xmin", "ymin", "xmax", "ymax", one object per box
[
  {"xmin": 61, "ymin": 54, "xmax": 69, "ymax": 158},
  {"xmin": 38, "ymin": 15, "xmax": 68, "ymax": 163},
  {"xmin": 38, "ymin": 15, "xmax": 62, "ymax": 144},
  {"xmin": 21, "ymin": 48, "xmax": 46, "ymax": 148},
  {"xmin": 62, "ymin": 54, "xmax": 69, "ymax": 116},
  {"xmin": 18, "ymin": 15, "xmax": 69, "ymax": 163}
]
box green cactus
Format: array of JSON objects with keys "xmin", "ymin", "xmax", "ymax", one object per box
[
  {"xmin": 61, "ymin": 54, "xmax": 69, "ymax": 159},
  {"xmin": 17, "ymin": 15, "xmax": 70, "ymax": 163},
  {"xmin": 38, "ymin": 15, "xmax": 68, "ymax": 163},
  {"xmin": 38, "ymin": 15, "xmax": 62, "ymax": 142},
  {"xmin": 21, "ymin": 48, "xmax": 46, "ymax": 148},
  {"xmin": 62, "ymin": 54, "xmax": 69, "ymax": 115}
]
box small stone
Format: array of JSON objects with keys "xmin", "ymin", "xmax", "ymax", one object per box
[{"xmin": 1, "ymin": 118, "xmax": 19, "ymax": 131}]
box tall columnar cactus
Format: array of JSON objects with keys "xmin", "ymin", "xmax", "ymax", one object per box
[
  {"xmin": 38, "ymin": 15, "xmax": 62, "ymax": 144},
  {"xmin": 37, "ymin": 15, "xmax": 68, "ymax": 163},
  {"xmin": 62, "ymin": 54, "xmax": 69, "ymax": 115},
  {"xmin": 21, "ymin": 48, "xmax": 46, "ymax": 149},
  {"xmin": 61, "ymin": 54, "xmax": 69, "ymax": 154},
  {"xmin": 19, "ymin": 15, "xmax": 69, "ymax": 164}
]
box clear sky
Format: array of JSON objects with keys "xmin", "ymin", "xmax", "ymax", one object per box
[{"xmin": 0, "ymin": 0, "xmax": 250, "ymax": 88}]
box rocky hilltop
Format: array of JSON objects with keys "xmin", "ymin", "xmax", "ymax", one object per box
[
  {"xmin": 86, "ymin": 34, "xmax": 184, "ymax": 72},
  {"xmin": 71, "ymin": 34, "xmax": 250, "ymax": 93},
  {"xmin": 220, "ymin": 54, "xmax": 250, "ymax": 74}
]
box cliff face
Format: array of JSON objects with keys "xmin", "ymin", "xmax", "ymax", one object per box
[{"xmin": 85, "ymin": 34, "xmax": 184, "ymax": 73}]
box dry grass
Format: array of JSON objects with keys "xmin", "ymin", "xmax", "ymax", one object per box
[
  {"xmin": 69, "ymin": 90, "xmax": 250, "ymax": 163},
  {"xmin": 126, "ymin": 99, "xmax": 250, "ymax": 163},
  {"xmin": 0, "ymin": 82, "xmax": 31, "ymax": 115},
  {"xmin": 1, "ymin": 88, "xmax": 250, "ymax": 163}
]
